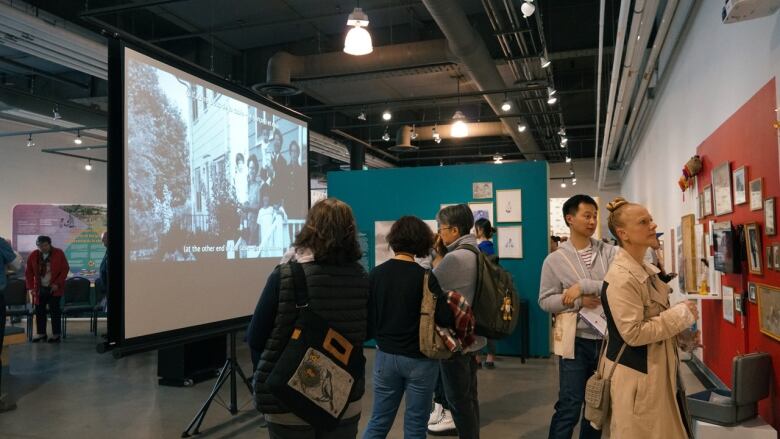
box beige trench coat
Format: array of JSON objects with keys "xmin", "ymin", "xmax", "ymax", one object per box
[{"xmin": 601, "ymin": 249, "xmax": 695, "ymax": 439}]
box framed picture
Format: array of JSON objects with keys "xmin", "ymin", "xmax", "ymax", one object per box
[
  {"xmin": 681, "ymin": 214, "xmax": 698, "ymax": 293},
  {"xmin": 757, "ymin": 283, "xmax": 780, "ymax": 341},
  {"xmin": 472, "ymin": 182, "xmax": 493, "ymax": 199},
  {"xmin": 733, "ymin": 166, "xmax": 747, "ymax": 205},
  {"xmin": 744, "ymin": 222, "xmax": 763, "ymax": 275},
  {"xmin": 749, "ymin": 178, "xmax": 763, "ymax": 211},
  {"xmin": 468, "ymin": 202, "xmax": 493, "ymax": 225},
  {"xmin": 722, "ymin": 285, "xmax": 735, "ymax": 324},
  {"xmin": 767, "ymin": 246, "xmax": 774, "ymax": 272},
  {"xmin": 712, "ymin": 162, "xmax": 733, "ymax": 216},
  {"xmin": 496, "ymin": 189, "xmax": 522, "ymax": 223},
  {"xmin": 735, "ymin": 294, "xmax": 744, "ymax": 314},
  {"xmin": 497, "ymin": 225, "xmax": 523, "ymax": 259},
  {"xmin": 765, "ymin": 197, "xmax": 776, "ymax": 236},
  {"xmin": 712, "ymin": 221, "xmax": 740, "ymax": 274},
  {"xmin": 703, "ymin": 185, "xmax": 713, "ymax": 216},
  {"xmin": 774, "ymin": 243, "xmax": 780, "ymax": 270},
  {"xmin": 748, "ymin": 282, "xmax": 757, "ymax": 304},
  {"xmin": 698, "ymin": 193, "xmax": 704, "ymax": 218}
]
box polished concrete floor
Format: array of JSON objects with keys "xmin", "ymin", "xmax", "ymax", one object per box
[{"xmin": 0, "ymin": 321, "xmax": 704, "ymax": 439}]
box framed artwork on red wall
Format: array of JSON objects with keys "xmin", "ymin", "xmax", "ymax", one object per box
[
  {"xmin": 712, "ymin": 162, "xmax": 733, "ymax": 216},
  {"xmin": 757, "ymin": 283, "xmax": 780, "ymax": 342},
  {"xmin": 765, "ymin": 197, "xmax": 775, "ymax": 235},
  {"xmin": 767, "ymin": 246, "xmax": 774, "ymax": 272},
  {"xmin": 733, "ymin": 166, "xmax": 747, "ymax": 205},
  {"xmin": 703, "ymin": 185, "xmax": 713, "ymax": 216},
  {"xmin": 750, "ymin": 178, "xmax": 763, "ymax": 211},
  {"xmin": 745, "ymin": 222, "xmax": 763, "ymax": 275}
]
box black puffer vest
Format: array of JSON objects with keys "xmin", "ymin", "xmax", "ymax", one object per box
[{"xmin": 253, "ymin": 261, "xmax": 369, "ymax": 414}]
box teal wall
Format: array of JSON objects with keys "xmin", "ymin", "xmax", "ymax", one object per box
[{"xmin": 328, "ymin": 161, "xmax": 550, "ymax": 357}]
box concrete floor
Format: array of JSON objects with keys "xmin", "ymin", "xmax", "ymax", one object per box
[{"xmin": 0, "ymin": 321, "xmax": 704, "ymax": 439}]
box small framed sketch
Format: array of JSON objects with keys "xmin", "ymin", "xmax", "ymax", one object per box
[
  {"xmin": 744, "ymin": 222, "xmax": 763, "ymax": 275},
  {"xmin": 774, "ymin": 243, "xmax": 780, "ymax": 270},
  {"xmin": 497, "ymin": 225, "xmax": 523, "ymax": 259},
  {"xmin": 703, "ymin": 185, "xmax": 713, "ymax": 216},
  {"xmin": 712, "ymin": 162, "xmax": 733, "ymax": 216},
  {"xmin": 735, "ymin": 294, "xmax": 744, "ymax": 314},
  {"xmin": 767, "ymin": 246, "xmax": 774, "ymax": 272},
  {"xmin": 472, "ymin": 182, "xmax": 493, "ymax": 199},
  {"xmin": 496, "ymin": 189, "xmax": 522, "ymax": 223},
  {"xmin": 733, "ymin": 166, "xmax": 747, "ymax": 205},
  {"xmin": 468, "ymin": 202, "xmax": 493, "ymax": 224},
  {"xmin": 698, "ymin": 193, "xmax": 704, "ymax": 218},
  {"xmin": 748, "ymin": 282, "xmax": 757, "ymax": 304},
  {"xmin": 765, "ymin": 197, "xmax": 775, "ymax": 235},
  {"xmin": 750, "ymin": 178, "xmax": 763, "ymax": 211},
  {"xmin": 722, "ymin": 285, "xmax": 735, "ymax": 324}
]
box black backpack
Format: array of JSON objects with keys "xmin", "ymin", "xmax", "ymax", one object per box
[{"xmin": 457, "ymin": 244, "xmax": 520, "ymax": 339}]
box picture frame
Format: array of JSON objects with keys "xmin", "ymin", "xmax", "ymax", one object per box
[
  {"xmin": 698, "ymin": 193, "xmax": 704, "ymax": 218},
  {"xmin": 733, "ymin": 166, "xmax": 747, "ymax": 205},
  {"xmin": 749, "ymin": 178, "xmax": 763, "ymax": 211},
  {"xmin": 774, "ymin": 243, "xmax": 780, "ymax": 270},
  {"xmin": 472, "ymin": 182, "xmax": 493, "ymax": 199},
  {"xmin": 765, "ymin": 197, "xmax": 776, "ymax": 236},
  {"xmin": 748, "ymin": 282, "xmax": 757, "ymax": 304},
  {"xmin": 722, "ymin": 285, "xmax": 735, "ymax": 324},
  {"xmin": 757, "ymin": 283, "xmax": 780, "ymax": 342},
  {"xmin": 497, "ymin": 225, "xmax": 523, "ymax": 259},
  {"xmin": 744, "ymin": 222, "xmax": 763, "ymax": 275},
  {"xmin": 712, "ymin": 162, "xmax": 733, "ymax": 216},
  {"xmin": 712, "ymin": 221, "xmax": 740, "ymax": 274},
  {"xmin": 767, "ymin": 246, "xmax": 774, "ymax": 272},
  {"xmin": 735, "ymin": 294, "xmax": 744, "ymax": 314},
  {"xmin": 495, "ymin": 189, "xmax": 522, "ymax": 223},
  {"xmin": 681, "ymin": 214, "xmax": 698, "ymax": 293},
  {"xmin": 703, "ymin": 185, "xmax": 713, "ymax": 216},
  {"xmin": 468, "ymin": 202, "xmax": 494, "ymax": 226}
]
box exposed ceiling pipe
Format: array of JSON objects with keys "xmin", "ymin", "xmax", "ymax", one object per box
[
  {"xmin": 394, "ymin": 122, "xmax": 508, "ymax": 148},
  {"xmin": 421, "ymin": 0, "xmax": 540, "ymax": 158},
  {"xmin": 598, "ymin": 0, "xmax": 661, "ymax": 189},
  {"xmin": 310, "ymin": 131, "xmax": 393, "ymax": 169},
  {"xmin": 615, "ymin": 0, "xmax": 679, "ymax": 166},
  {"xmin": 596, "ymin": 0, "xmax": 631, "ymax": 183},
  {"xmin": 255, "ymin": 39, "xmax": 457, "ymax": 96},
  {"xmin": 593, "ymin": 0, "xmax": 606, "ymax": 181}
]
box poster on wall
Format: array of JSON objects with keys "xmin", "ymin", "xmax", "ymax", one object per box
[
  {"xmin": 497, "ymin": 226, "xmax": 523, "ymax": 259},
  {"xmin": 496, "ymin": 189, "xmax": 522, "ymax": 223},
  {"xmin": 722, "ymin": 285, "xmax": 735, "ymax": 324},
  {"xmin": 12, "ymin": 204, "xmax": 107, "ymax": 281},
  {"xmin": 712, "ymin": 162, "xmax": 733, "ymax": 216}
]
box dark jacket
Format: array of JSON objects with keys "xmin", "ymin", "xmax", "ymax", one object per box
[{"xmin": 249, "ymin": 261, "xmax": 369, "ymax": 421}]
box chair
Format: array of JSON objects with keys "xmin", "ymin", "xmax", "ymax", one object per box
[
  {"xmin": 61, "ymin": 276, "xmax": 93, "ymax": 339},
  {"xmin": 4, "ymin": 277, "xmax": 32, "ymax": 341}
]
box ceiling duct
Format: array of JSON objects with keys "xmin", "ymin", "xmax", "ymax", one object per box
[
  {"xmin": 254, "ymin": 39, "xmax": 456, "ymax": 96},
  {"xmin": 310, "ymin": 131, "xmax": 393, "ymax": 169},
  {"xmin": 421, "ymin": 0, "xmax": 540, "ymax": 158}
]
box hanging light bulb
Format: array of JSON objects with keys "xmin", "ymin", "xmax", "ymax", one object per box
[
  {"xmin": 521, "ymin": 1, "xmax": 536, "ymax": 18},
  {"xmin": 450, "ymin": 110, "xmax": 469, "ymax": 138},
  {"xmin": 26, "ymin": 133, "xmax": 35, "ymax": 148},
  {"xmin": 560, "ymin": 181, "xmax": 567, "ymax": 188},
  {"xmin": 517, "ymin": 122, "xmax": 527, "ymax": 132},
  {"xmin": 540, "ymin": 56, "xmax": 551, "ymax": 69},
  {"xmin": 74, "ymin": 129, "xmax": 82, "ymax": 145},
  {"xmin": 343, "ymin": 7, "xmax": 373, "ymax": 56},
  {"xmin": 84, "ymin": 160, "xmax": 92, "ymax": 171},
  {"xmin": 382, "ymin": 109, "xmax": 392, "ymax": 121},
  {"xmin": 410, "ymin": 125, "xmax": 418, "ymax": 140}
]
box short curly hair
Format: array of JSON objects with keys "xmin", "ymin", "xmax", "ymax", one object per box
[
  {"xmin": 386, "ymin": 216, "xmax": 435, "ymax": 257},
  {"xmin": 293, "ymin": 198, "xmax": 362, "ymax": 264}
]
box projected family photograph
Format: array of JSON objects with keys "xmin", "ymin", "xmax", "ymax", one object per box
[{"xmin": 126, "ymin": 53, "xmax": 308, "ymax": 262}]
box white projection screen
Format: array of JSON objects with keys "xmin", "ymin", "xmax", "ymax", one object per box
[{"xmin": 120, "ymin": 46, "xmax": 308, "ymax": 344}]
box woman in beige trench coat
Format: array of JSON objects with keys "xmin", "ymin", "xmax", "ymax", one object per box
[{"xmin": 600, "ymin": 198, "xmax": 699, "ymax": 439}]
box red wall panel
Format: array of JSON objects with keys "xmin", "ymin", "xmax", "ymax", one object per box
[{"xmin": 695, "ymin": 79, "xmax": 780, "ymax": 428}]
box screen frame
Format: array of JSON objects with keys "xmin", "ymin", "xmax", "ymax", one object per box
[{"xmin": 106, "ymin": 37, "xmax": 310, "ymax": 357}]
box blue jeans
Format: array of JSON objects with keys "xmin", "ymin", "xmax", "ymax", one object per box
[
  {"xmin": 548, "ymin": 337, "xmax": 602, "ymax": 439},
  {"xmin": 363, "ymin": 350, "xmax": 438, "ymax": 439}
]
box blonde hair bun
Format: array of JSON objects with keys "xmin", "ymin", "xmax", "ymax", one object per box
[{"xmin": 606, "ymin": 197, "xmax": 630, "ymax": 213}]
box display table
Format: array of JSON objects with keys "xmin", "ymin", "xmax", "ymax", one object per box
[{"xmin": 693, "ymin": 417, "xmax": 777, "ymax": 439}]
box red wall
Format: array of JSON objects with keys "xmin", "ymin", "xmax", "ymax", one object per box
[{"xmin": 695, "ymin": 79, "xmax": 780, "ymax": 428}]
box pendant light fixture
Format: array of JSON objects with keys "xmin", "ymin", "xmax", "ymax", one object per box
[
  {"xmin": 74, "ymin": 129, "xmax": 82, "ymax": 145},
  {"xmin": 343, "ymin": 4, "xmax": 373, "ymax": 56},
  {"xmin": 450, "ymin": 76, "xmax": 469, "ymax": 138},
  {"xmin": 84, "ymin": 160, "xmax": 93, "ymax": 171},
  {"xmin": 26, "ymin": 133, "xmax": 34, "ymax": 148}
]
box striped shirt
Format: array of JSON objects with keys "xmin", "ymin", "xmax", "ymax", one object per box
[{"xmin": 577, "ymin": 243, "xmax": 594, "ymax": 268}]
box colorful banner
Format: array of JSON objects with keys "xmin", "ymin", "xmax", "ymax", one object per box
[{"xmin": 12, "ymin": 204, "xmax": 107, "ymax": 281}]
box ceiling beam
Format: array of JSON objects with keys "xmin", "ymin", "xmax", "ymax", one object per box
[
  {"xmin": 0, "ymin": 57, "xmax": 90, "ymax": 89},
  {"xmin": 79, "ymin": 0, "xmax": 188, "ymax": 17}
]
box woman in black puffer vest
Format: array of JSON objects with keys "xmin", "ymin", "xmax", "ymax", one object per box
[{"xmin": 248, "ymin": 198, "xmax": 369, "ymax": 439}]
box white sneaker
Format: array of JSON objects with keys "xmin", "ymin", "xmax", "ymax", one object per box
[
  {"xmin": 428, "ymin": 409, "xmax": 457, "ymax": 436},
  {"xmin": 428, "ymin": 403, "xmax": 444, "ymax": 426}
]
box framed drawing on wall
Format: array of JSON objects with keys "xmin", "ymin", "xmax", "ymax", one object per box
[
  {"xmin": 774, "ymin": 243, "xmax": 780, "ymax": 270},
  {"xmin": 757, "ymin": 283, "xmax": 780, "ymax": 341},
  {"xmin": 748, "ymin": 282, "xmax": 757, "ymax": 304},
  {"xmin": 767, "ymin": 246, "xmax": 774, "ymax": 272},
  {"xmin": 765, "ymin": 197, "xmax": 775, "ymax": 235},
  {"xmin": 496, "ymin": 189, "xmax": 522, "ymax": 223},
  {"xmin": 468, "ymin": 202, "xmax": 493, "ymax": 225},
  {"xmin": 712, "ymin": 162, "xmax": 733, "ymax": 216},
  {"xmin": 472, "ymin": 182, "xmax": 493, "ymax": 199},
  {"xmin": 733, "ymin": 166, "xmax": 747, "ymax": 205},
  {"xmin": 722, "ymin": 285, "xmax": 735, "ymax": 324},
  {"xmin": 681, "ymin": 214, "xmax": 698, "ymax": 293},
  {"xmin": 497, "ymin": 225, "xmax": 523, "ymax": 259},
  {"xmin": 749, "ymin": 178, "xmax": 763, "ymax": 211},
  {"xmin": 744, "ymin": 222, "xmax": 763, "ymax": 275},
  {"xmin": 697, "ymin": 193, "xmax": 704, "ymax": 218},
  {"xmin": 703, "ymin": 185, "xmax": 713, "ymax": 216}
]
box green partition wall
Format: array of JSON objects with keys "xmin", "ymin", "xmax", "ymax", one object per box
[{"xmin": 328, "ymin": 161, "xmax": 550, "ymax": 357}]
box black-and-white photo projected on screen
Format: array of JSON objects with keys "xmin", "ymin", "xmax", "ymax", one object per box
[{"xmin": 108, "ymin": 40, "xmax": 309, "ymax": 353}]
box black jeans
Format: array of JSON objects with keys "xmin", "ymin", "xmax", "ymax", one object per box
[
  {"xmin": 266, "ymin": 415, "xmax": 359, "ymax": 439},
  {"xmin": 439, "ymin": 353, "xmax": 480, "ymax": 439},
  {"xmin": 548, "ymin": 337, "xmax": 602, "ymax": 439},
  {"xmin": 34, "ymin": 287, "xmax": 62, "ymax": 337}
]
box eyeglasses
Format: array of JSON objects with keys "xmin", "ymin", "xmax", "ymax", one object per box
[{"xmin": 438, "ymin": 226, "xmax": 454, "ymax": 233}]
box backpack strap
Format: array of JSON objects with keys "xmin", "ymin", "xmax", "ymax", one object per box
[
  {"xmin": 455, "ymin": 244, "xmax": 482, "ymax": 296},
  {"xmin": 288, "ymin": 261, "xmax": 310, "ymax": 309}
]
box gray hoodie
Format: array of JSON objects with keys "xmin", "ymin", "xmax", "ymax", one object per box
[{"xmin": 538, "ymin": 238, "xmax": 618, "ymax": 339}]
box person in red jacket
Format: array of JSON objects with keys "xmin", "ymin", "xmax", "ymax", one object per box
[{"xmin": 25, "ymin": 235, "xmax": 69, "ymax": 343}]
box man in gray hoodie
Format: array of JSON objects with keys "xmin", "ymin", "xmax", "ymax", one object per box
[{"xmin": 539, "ymin": 195, "xmax": 617, "ymax": 439}]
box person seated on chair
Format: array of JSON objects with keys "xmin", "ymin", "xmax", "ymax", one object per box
[{"xmin": 25, "ymin": 236, "xmax": 69, "ymax": 343}]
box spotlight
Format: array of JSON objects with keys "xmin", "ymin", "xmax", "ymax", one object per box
[
  {"xmin": 450, "ymin": 110, "xmax": 469, "ymax": 138},
  {"xmin": 573, "ymin": 178, "xmax": 578, "ymax": 186},
  {"xmin": 540, "ymin": 56, "xmax": 551, "ymax": 69},
  {"xmin": 74, "ymin": 130, "xmax": 82, "ymax": 145},
  {"xmin": 560, "ymin": 181, "xmax": 566, "ymax": 188},
  {"xmin": 382, "ymin": 128, "xmax": 390, "ymax": 142},
  {"xmin": 26, "ymin": 133, "xmax": 34, "ymax": 148},
  {"xmin": 565, "ymin": 156, "xmax": 572, "ymax": 163},
  {"xmin": 432, "ymin": 126, "xmax": 442, "ymax": 144},
  {"xmin": 521, "ymin": 1, "xmax": 536, "ymax": 18},
  {"xmin": 382, "ymin": 109, "xmax": 392, "ymax": 121},
  {"xmin": 357, "ymin": 111, "xmax": 366, "ymax": 121},
  {"xmin": 569, "ymin": 169, "xmax": 575, "ymax": 176},
  {"xmin": 501, "ymin": 99, "xmax": 512, "ymax": 112},
  {"xmin": 547, "ymin": 95, "xmax": 558, "ymax": 105},
  {"xmin": 560, "ymin": 142, "xmax": 566, "ymax": 149},
  {"xmin": 561, "ymin": 136, "xmax": 568, "ymax": 145},
  {"xmin": 52, "ymin": 105, "xmax": 61, "ymax": 120},
  {"xmin": 517, "ymin": 122, "xmax": 527, "ymax": 132},
  {"xmin": 558, "ymin": 126, "xmax": 566, "ymax": 136},
  {"xmin": 343, "ymin": 7, "xmax": 373, "ymax": 56},
  {"xmin": 410, "ymin": 125, "xmax": 419, "ymax": 140},
  {"xmin": 439, "ymin": 160, "xmax": 444, "ymax": 167},
  {"xmin": 547, "ymin": 87, "xmax": 557, "ymax": 97},
  {"xmin": 84, "ymin": 160, "xmax": 92, "ymax": 171},
  {"xmin": 493, "ymin": 153, "xmax": 503, "ymax": 164}
]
